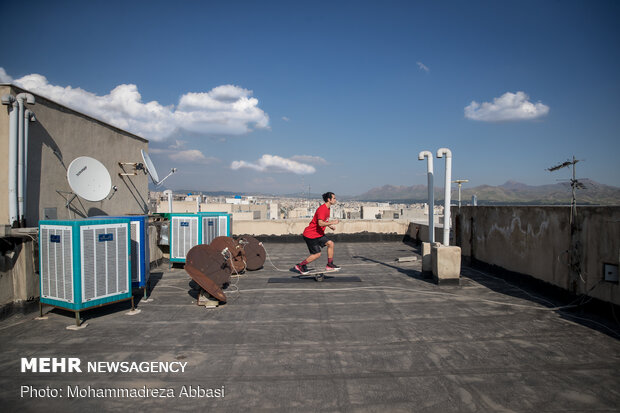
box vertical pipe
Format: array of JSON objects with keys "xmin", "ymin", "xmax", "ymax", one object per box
[
  {"xmin": 196, "ymin": 195, "xmax": 200, "ymax": 212},
  {"xmin": 17, "ymin": 98, "xmax": 25, "ymax": 226},
  {"xmin": 24, "ymin": 110, "xmax": 34, "ymax": 224},
  {"xmin": 6, "ymin": 99, "xmax": 19, "ymax": 226},
  {"xmin": 437, "ymin": 148, "xmax": 452, "ymax": 246},
  {"xmin": 168, "ymin": 192, "xmax": 173, "ymax": 213},
  {"xmin": 418, "ymin": 151, "xmax": 434, "ymax": 243},
  {"xmin": 15, "ymin": 93, "xmax": 35, "ymax": 227}
]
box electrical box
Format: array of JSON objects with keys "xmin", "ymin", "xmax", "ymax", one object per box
[{"xmin": 604, "ymin": 264, "xmax": 619, "ymax": 283}]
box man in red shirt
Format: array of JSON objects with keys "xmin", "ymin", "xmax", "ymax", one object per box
[{"xmin": 295, "ymin": 192, "xmax": 340, "ymax": 274}]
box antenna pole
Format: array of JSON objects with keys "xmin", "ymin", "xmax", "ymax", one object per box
[{"xmin": 571, "ymin": 155, "xmax": 577, "ymax": 225}]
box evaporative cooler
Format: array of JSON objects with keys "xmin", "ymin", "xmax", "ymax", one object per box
[
  {"xmin": 199, "ymin": 212, "xmax": 232, "ymax": 245},
  {"xmin": 169, "ymin": 212, "xmax": 232, "ymax": 263},
  {"xmin": 90, "ymin": 215, "xmax": 150, "ymax": 297},
  {"xmin": 38, "ymin": 219, "xmax": 134, "ymax": 325}
]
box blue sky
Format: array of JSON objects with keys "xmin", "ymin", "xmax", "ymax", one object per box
[{"xmin": 1, "ymin": 0, "xmax": 619, "ymax": 196}]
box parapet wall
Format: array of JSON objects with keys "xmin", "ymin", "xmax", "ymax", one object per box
[
  {"xmin": 453, "ymin": 206, "xmax": 620, "ymax": 306},
  {"xmin": 233, "ymin": 219, "xmax": 410, "ymax": 238}
]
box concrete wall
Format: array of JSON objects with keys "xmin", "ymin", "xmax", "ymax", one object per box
[
  {"xmin": 406, "ymin": 221, "xmax": 446, "ymax": 244},
  {"xmin": 233, "ymin": 219, "xmax": 410, "ymax": 237},
  {"xmin": 0, "ymin": 85, "xmax": 150, "ymax": 226},
  {"xmin": 0, "ymin": 238, "xmax": 38, "ymax": 313},
  {"xmin": 454, "ymin": 206, "xmax": 620, "ymax": 306}
]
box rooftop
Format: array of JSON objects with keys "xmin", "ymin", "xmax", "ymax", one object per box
[{"xmin": 1, "ymin": 240, "xmax": 619, "ymax": 411}]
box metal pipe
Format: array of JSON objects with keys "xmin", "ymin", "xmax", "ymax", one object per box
[
  {"xmin": 417, "ymin": 151, "xmax": 434, "ymax": 243},
  {"xmin": 24, "ymin": 109, "xmax": 35, "ymax": 222},
  {"xmin": 1, "ymin": 95, "xmax": 19, "ymax": 226},
  {"xmin": 437, "ymin": 148, "xmax": 452, "ymax": 246},
  {"xmin": 168, "ymin": 191, "xmax": 173, "ymax": 213},
  {"xmin": 17, "ymin": 98, "xmax": 25, "ymax": 225},
  {"xmin": 15, "ymin": 93, "xmax": 35, "ymax": 227},
  {"xmin": 196, "ymin": 195, "xmax": 200, "ymax": 212}
]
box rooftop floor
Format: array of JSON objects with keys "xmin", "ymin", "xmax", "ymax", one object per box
[{"xmin": 1, "ymin": 241, "xmax": 619, "ymax": 412}]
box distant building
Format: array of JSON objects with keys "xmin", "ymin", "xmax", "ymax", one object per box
[{"xmin": 269, "ymin": 203, "xmax": 279, "ymax": 220}]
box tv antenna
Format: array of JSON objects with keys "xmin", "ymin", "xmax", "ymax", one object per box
[
  {"xmin": 452, "ymin": 179, "xmax": 469, "ymax": 209},
  {"xmin": 547, "ymin": 156, "xmax": 585, "ymax": 224},
  {"xmin": 141, "ymin": 149, "xmax": 177, "ymax": 186},
  {"xmin": 66, "ymin": 156, "xmax": 113, "ymax": 206}
]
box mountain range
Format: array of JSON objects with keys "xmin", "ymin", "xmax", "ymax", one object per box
[{"xmin": 353, "ymin": 179, "xmax": 620, "ymax": 205}]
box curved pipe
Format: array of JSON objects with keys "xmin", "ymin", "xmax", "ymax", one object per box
[
  {"xmin": 418, "ymin": 151, "xmax": 434, "ymax": 243},
  {"xmin": 436, "ymin": 148, "xmax": 452, "ymax": 246}
]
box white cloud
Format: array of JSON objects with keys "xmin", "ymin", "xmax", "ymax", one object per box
[
  {"xmin": 168, "ymin": 139, "xmax": 187, "ymax": 150},
  {"xmin": 416, "ymin": 62, "xmax": 430, "ymax": 73},
  {"xmin": 169, "ymin": 149, "xmax": 219, "ymax": 164},
  {"xmin": 464, "ymin": 91, "xmax": 549, "ymax": 122},
  {"xmin": 282, "ymin": 116, "xmax": 290, "ymax": 122},
  {"xmin": 231, "ymin": 154, "xmax": 316, "ymax": 175},
  {"xmin": 0, "ymin": 67, "xmax": 13, "ymax": 83},
  {"xmin": 2, "ymin": 68, "xmax": 269, "ymax": 141},
  {"xmin": 291, "ymin": 155, "xmax": 327, "ymax": 165}
]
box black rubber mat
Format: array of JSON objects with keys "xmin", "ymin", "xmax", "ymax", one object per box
[{"xmin": 268, "ymin": 276, "xmax": 362, "ymax": 283}]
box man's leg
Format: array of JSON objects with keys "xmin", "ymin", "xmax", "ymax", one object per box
[
  {"xmin": 326, "ymin": 240, "xmax": 334, "ymax": 260},
  {"xmin": 325, "ymin": 240, "xmax": 340, "ymax": 269},
  {"xmin": 304, "ymin": 252, "xmax": 321, "ymax": 264}
]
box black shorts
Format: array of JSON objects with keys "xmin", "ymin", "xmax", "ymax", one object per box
[{"xmin": 303, "ymin": 235, "xmax": 330, "ymax": 254}]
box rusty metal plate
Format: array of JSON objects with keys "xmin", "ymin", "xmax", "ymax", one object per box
[
  {"xmin": 185, "ymin": 244, "xmax": 231, "ymax": 302},
  {"xmin": 210, "ymin": 236, "xmax": 246, "ymax": 273},
  {"xmin": 236, "ymin": 234, "xmax": 265, "ymax": 271}
]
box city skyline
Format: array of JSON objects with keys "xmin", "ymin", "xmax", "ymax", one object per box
[{"xmin": 1, "ymin": 0, "xmax": 619, "ymax": 195}]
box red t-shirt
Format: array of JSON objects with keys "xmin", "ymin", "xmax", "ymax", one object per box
[{"xmin": 303, "ymin": 204, "xmax": 330, "ymax": 239}]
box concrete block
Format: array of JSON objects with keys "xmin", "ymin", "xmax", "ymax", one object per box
[
  {"xmin": 431, "ymin": 245, "xmax": 461, "ymax": 285},
  {"xmin": 422, "ymin": 242, "xmax": 432, "ymax": 274},
  {"xmin": 422, "ymin": 242, "xmax": 441, "ymax": 276}
]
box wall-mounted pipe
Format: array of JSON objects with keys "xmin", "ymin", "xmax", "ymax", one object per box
[
  {"xmin": 1, "ymin": 95, "xmax": 19, "ymax": 227},
  {"xmin": 436, "ymin": 148, "xmax": 452, "ymax": 246},
  {"xmin": 16, "ymin": 93, "xmax": 35, "ymax": 227},
  {"xmin": 418, "ymin": 151, "xmax": 434, "ymax": 243},
  {"xmin": 24, "ymin": 109, "xmax": 35, "ymax": 222}
]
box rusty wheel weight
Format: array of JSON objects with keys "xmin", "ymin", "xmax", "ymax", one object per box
[
  {"xmin": 236, "ymin": 235, "xmax": 265, "ymax": 271},
  {"xmin": 210, "ymin": 236, "xmax": 246, "ymax": 274},
  {"xmin": 185, "ymin": 244, "xmax": 231, "ymax": 302}
]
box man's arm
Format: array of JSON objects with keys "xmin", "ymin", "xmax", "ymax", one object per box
[{"xmin": 318, "ymin": 219, "xmax": 339, "ymax": 230}]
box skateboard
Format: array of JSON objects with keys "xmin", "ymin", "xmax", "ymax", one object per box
[{"xmin": 296, "ymin": 268, "xmax": 341, "ymax": 282}]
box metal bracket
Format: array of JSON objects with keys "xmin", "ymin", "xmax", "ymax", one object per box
[{"xmin": 118, "ymin": 162, "xmax": 145, "ymax": 177}]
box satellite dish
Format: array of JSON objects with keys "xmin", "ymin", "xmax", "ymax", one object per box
[
  {"xmin": 67, "ymin": 156, "xmax": 112, "ymax": 202},
  {"xmin": 141, "ymin": 149, "xmax": 177, "ymax": 186},
  {"xmin": 141, "ymin": 149, "xmax": 160, "ymax": 183}
]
